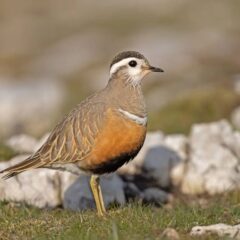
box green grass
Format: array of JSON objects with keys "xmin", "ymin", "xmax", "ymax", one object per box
[
  {"xmin": 149, "ymin": 87, "xmax": 240, "ymax": 134},
  {"xmin": 0, "ymin": 143, "xmax": 16, "ymax": 162},
  {"xmin": 0, "ymin": 192, "xmax": 240, "ymax": 239}
]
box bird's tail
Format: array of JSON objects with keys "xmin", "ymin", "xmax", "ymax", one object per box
[{"xmin": 0, "ymin": 155, "xmax": 43, "ymax": 180}]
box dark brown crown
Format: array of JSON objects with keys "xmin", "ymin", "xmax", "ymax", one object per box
[{"xmin": 110, "ymin": 51, "xmax": 147, "ymax": 68}]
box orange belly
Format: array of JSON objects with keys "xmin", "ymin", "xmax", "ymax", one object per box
[{"xmin": 81, "ymin": 109, "xmax": 146, "ymax": 174}]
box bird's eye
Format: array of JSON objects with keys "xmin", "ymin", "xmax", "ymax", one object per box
[{"xmin": 128, "ymin": 60, "xmax": 137, "ymax": 67}]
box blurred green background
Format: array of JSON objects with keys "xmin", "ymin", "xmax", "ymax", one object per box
[{"xmin": 0, "ymin": 0, "xmax": 240, "ymax": 138}]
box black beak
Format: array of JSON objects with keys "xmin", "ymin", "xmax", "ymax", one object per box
[{"xmin": 149, "ymin": 66, "xmax": 164, "ymax": 73}]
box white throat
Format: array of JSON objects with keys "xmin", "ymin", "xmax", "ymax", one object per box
[{"xmin": 118, "ymin": 108, "xmax": 147, "ymax": 126}]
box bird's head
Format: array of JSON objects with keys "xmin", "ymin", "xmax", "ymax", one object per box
[{"xmin": 109, "ymin": 51, "xmax": 163, "ymax": 86}]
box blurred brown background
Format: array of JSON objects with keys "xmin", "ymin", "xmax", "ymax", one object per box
[{"xmin": 0, "ymin": 0, "xmax": 240, "ymax": 138}]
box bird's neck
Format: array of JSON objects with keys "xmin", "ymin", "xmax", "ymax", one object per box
[{"xmin": 103, "ymin": 75, "xmax": 147, "ymax": 117}]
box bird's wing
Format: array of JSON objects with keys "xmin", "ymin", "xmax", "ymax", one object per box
[
  {"xmin": 0, "ymin": 101, "xmax": 107, "ymax": 179},
  {"xmin": 37, "ymin": 101, "xmax": 107, "ymax": 165}
]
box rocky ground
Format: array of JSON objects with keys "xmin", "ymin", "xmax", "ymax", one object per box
[{"xmin": 1, "ymin": 118, "xmax": 240, "ymax": 238}]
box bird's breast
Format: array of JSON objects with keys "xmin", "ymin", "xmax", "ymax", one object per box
[{"xmin": 81, "ymin": 108, "xmax": 147, "ymax": 174}]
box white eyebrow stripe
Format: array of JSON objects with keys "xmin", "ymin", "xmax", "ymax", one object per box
[
  {"xmin": 110, "ymin": 57, "xmax": 138, "ymax": 75},
  {"xmin": 118, "ymin": 108, "xmax": 147, "ymax": 125}
]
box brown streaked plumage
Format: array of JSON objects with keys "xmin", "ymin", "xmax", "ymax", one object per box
[{"xmin": 0, "ymin": 51, "xmax": 164, "ymax": 216}]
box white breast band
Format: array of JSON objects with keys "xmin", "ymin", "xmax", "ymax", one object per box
[{"xmin": 118, "ymin": 108, "xmax": 147, "ymax": 125}]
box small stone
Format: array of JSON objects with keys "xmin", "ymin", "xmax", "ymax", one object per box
[
  {"xmin": 190, "ymin": 223, "xmax": 240, "ymax": 239},
  {"xmin": 161, "ymin": 228, "xmax": 180, "ymax": 240}
]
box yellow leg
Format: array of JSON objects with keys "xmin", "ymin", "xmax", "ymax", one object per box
[
  {"xmin": 90, "ymin": 175, "xmax": 106, "ymax": 216},
  {"xmin": 97, "ymin": 181, "xmax": 106, "ymax": 213}
]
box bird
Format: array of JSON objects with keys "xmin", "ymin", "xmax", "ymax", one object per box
[{"xmin": 0, "ymin": 51, "xmax": 163, "ymax": 216}]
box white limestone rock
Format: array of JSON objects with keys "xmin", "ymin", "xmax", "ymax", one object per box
[
  {"xmin": 160, "ymin": 134, "xmax": 189, "ymax": 187},
  {"xmin": 5, "ymin": 132, "xmax": 51, "ymax": 155},
  {"xmin": 164, "ymin": 134, "xmax": 188, "ymax": 161},
  {"xmin": 170, "ymin": 162, "xmax": 186, "ymax": 187},
  {"xmin": 0, "ymin": 80, "xmax": 65, "ymax": 138},
  {"xmin": 5, "ymin": 134, "xmax": 38, "ymax": 153},
  {"xmin": 0, "ymin": 155, "xmax": 62, "ymax": 208},
  {"xmin": 180, "ymin": 120, "xmax": 240, "ymax": 195},
  {"xmin": 231, "ymin": 106, "xmax": 240, "ymax": 130},
  {"xmin": 190, "ymin": 223, "xmax": 240, "ymax": 239}
]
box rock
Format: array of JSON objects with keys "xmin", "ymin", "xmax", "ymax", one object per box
[
  {"xmin": 0, "ymin": 80, "xmax": 65, "ymax": 138},
  {"xmin": 179, "ymin": 120, "xmax": 240, "ymax": 195},
  {"xmin": 63, "ymin": 174, "xmax": 126, "ymax": 211},
  {"xmin": 163, "ymin": 134, "xmax": 189, "ymax": 187},
  {"xmin": 170, "ymin": 163, "xmax": 186, "ymax": 187},
  {"xmin": 164, "ymin": 134, "xmax": 188, "ymax": 160},
  {"xmin": 63, "ymin": 174, "xmax": 95, "ymax": 211},
  {"xmin": 5, "ymin": 134, "xmax": 38, "ymax": 153},
  {"xmin": 5, "ymin": 132, "xmax": 51, "ymax": 154},
  {"xmin": 119, "ymin": 132, "xmax": 187, "ymax": 190},
  {"xmin": 231, "ymin": 106, "xmax": 240, "ymax": 130},
  {"xmin": 142, "ymin": 188, "xmax": 170, "ymax": 206},
  {"xmin": 123, "ymin": 182, "xmax": 141, "ymax": 201},
  {"xmin": 161, "ymin": 228, "xmax": 180, "ymax": 240},
  {"xmin": 138, "ymin": 131, "xmax": 165, "ymax": 159},
  {"xmin": 190, "ymin": 223, "xmax": 240, "ymax": 239},
  {"xmin": 0, "ymin": 155, "xmax": 62, "ymax": 208},
  {"xmin": 142, "ymin": 146, "xmax": 181, "ymax": 188}
]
